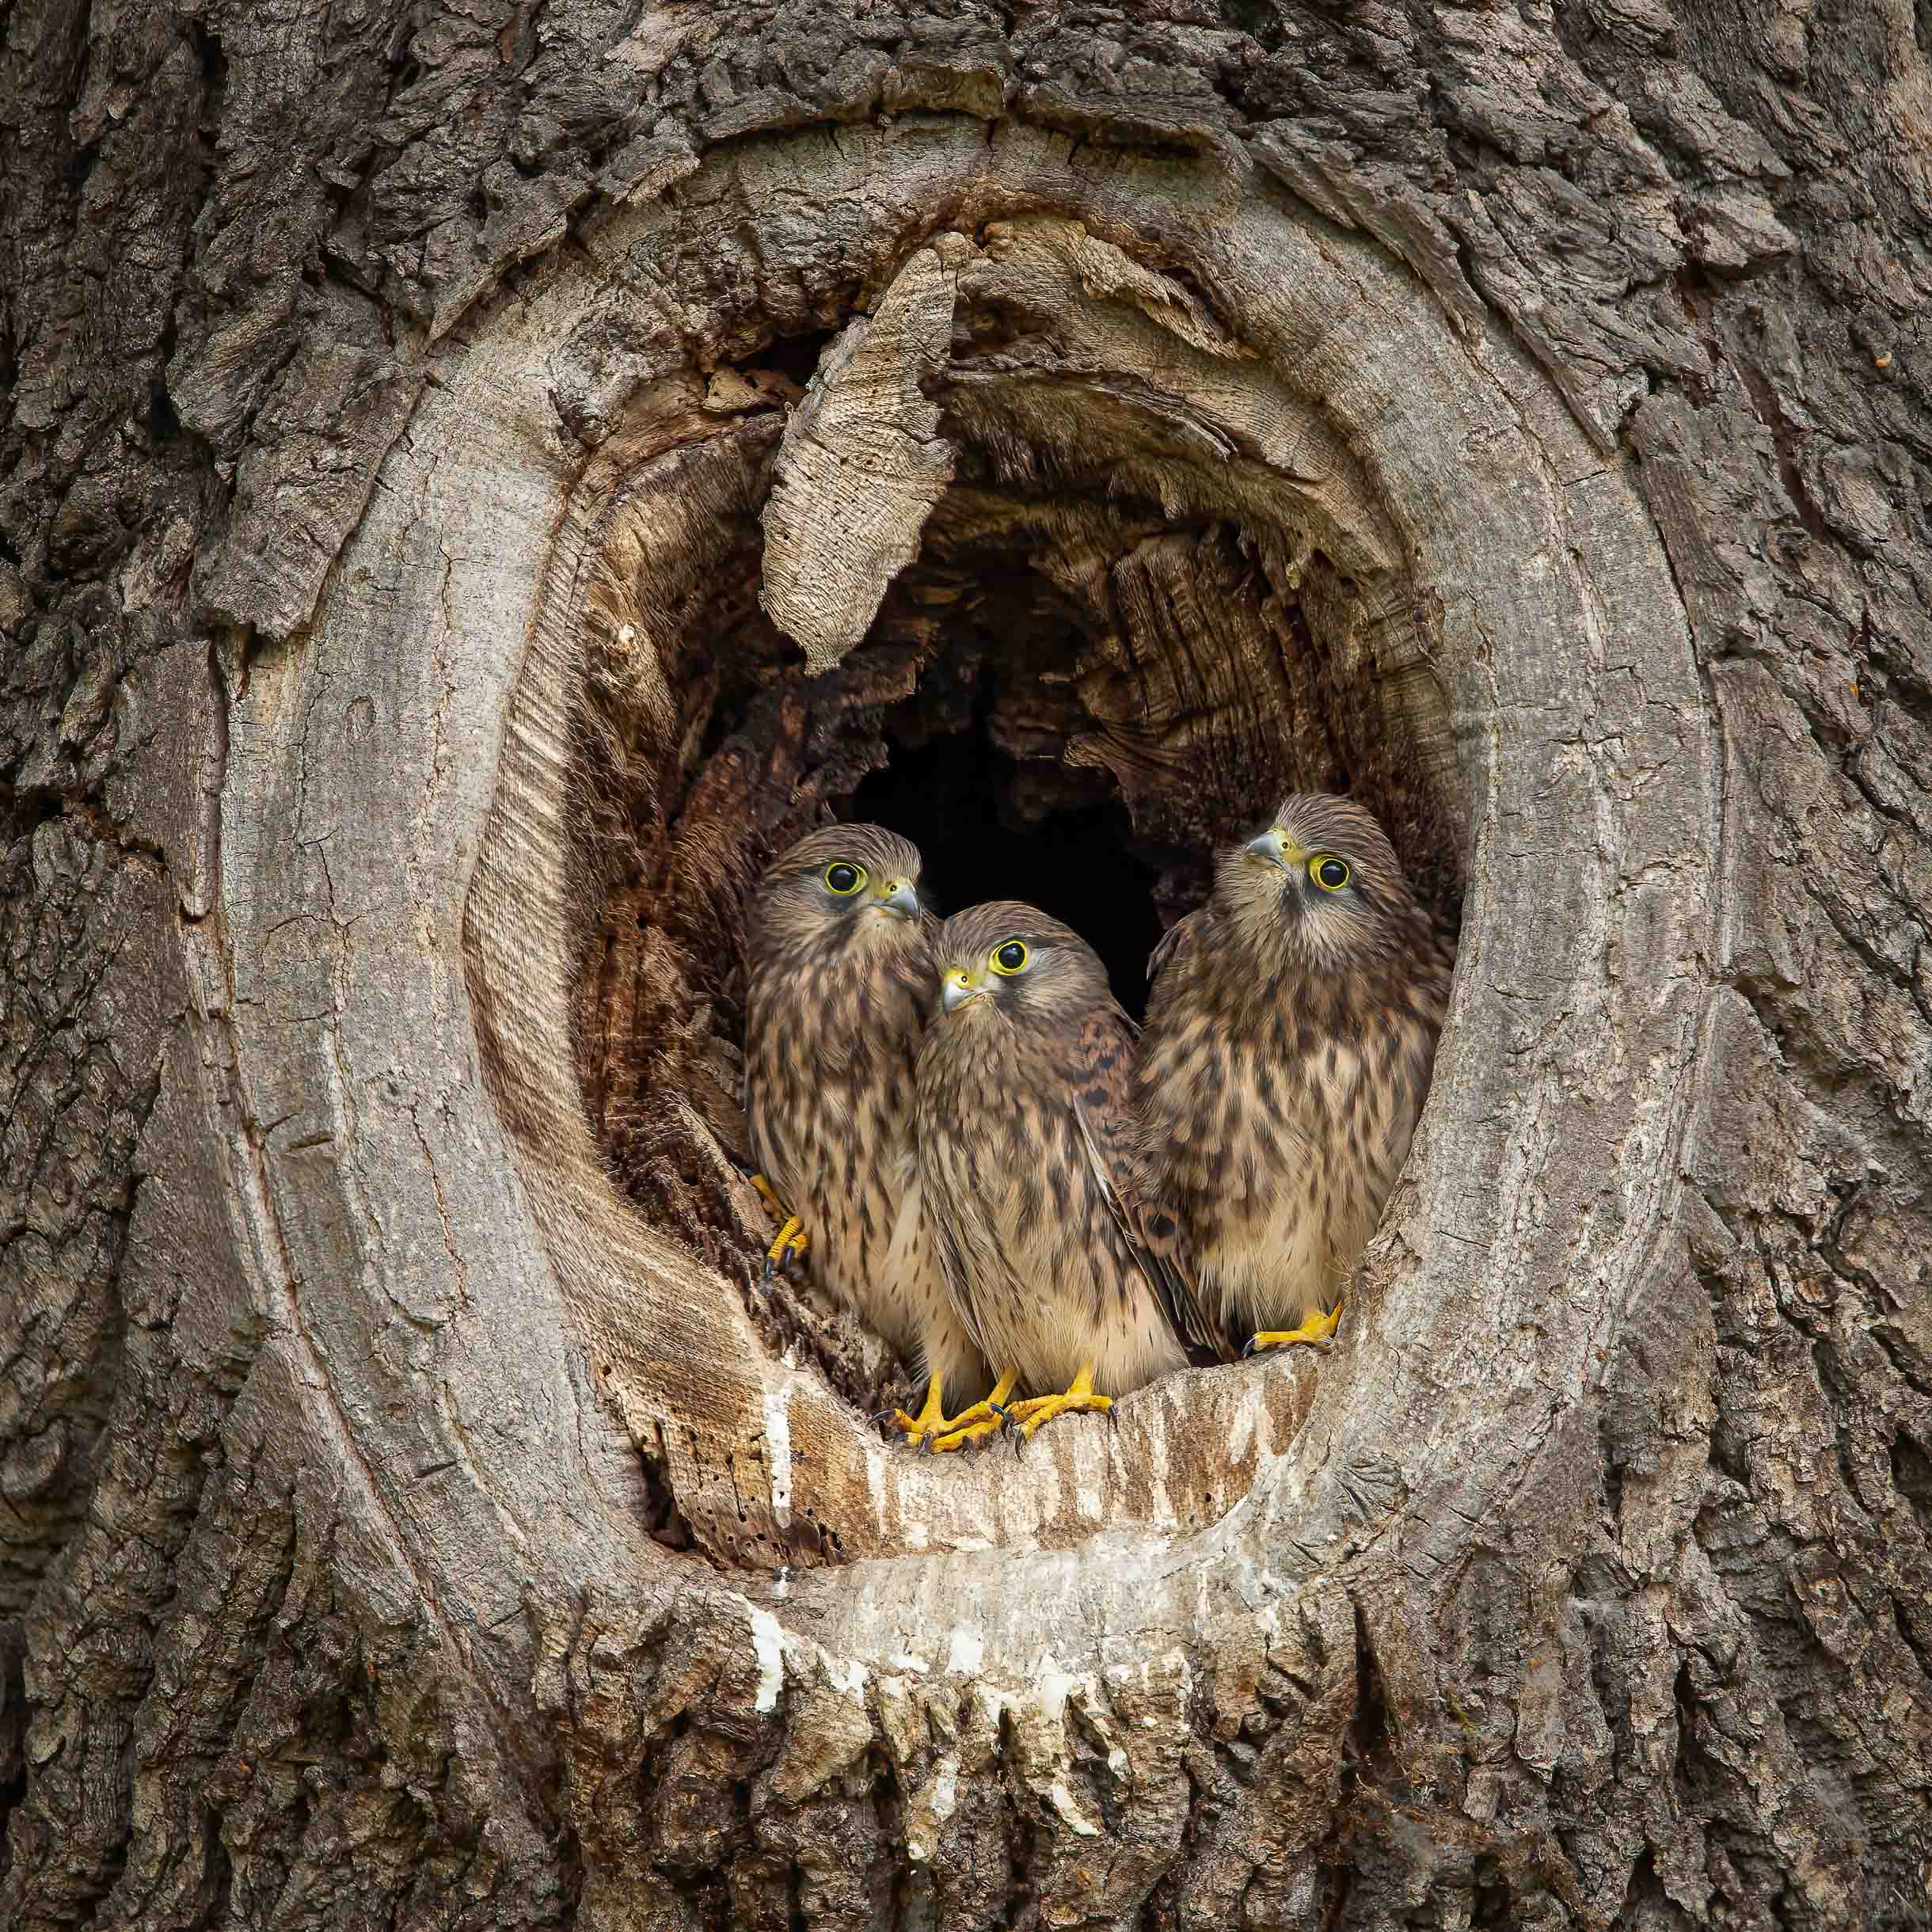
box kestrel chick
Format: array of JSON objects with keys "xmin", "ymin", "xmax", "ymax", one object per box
[
  {"xmin": 1139, "ymin": 795, "xmax": 1453, "ymax": 1358},
  {"xmin": 744, "ymin": 825, "xmax": 990, "ymax": 1439},
  {"xmin": 916, "ymin": 901, "xmax": 1186, "ymax": 1449}
]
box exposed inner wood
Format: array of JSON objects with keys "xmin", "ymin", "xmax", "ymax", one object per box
[{"xmin": 568, "ymin": 242, "xmax": 1465, "ymax": 1436}]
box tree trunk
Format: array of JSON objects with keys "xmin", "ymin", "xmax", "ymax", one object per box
[{"xmin": 4, "ymin": 2, "xmax": 1930, "ymax": 1927}]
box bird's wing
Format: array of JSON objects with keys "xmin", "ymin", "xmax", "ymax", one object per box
[
  {"xmin": 1146, "ymin": 907, "xmax": 1207, "ymax": 988},
  {"xmin": 1067, "ymin": 1007, "xmax": 1227, "ymax": 1363}
]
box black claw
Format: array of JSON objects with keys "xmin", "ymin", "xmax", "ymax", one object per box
[{"xmin": 1241, "ymin": 1337, "xmax": 1258, "ymax": 1359}]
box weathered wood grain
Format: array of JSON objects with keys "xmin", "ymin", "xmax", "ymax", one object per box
[{"xmin": 4, "ymin": 2, "xmax": 1929, "ymax": 1926}]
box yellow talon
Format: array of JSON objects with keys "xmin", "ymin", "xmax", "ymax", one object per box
[
  {"xmin": 888, "ymin": 1372, "xmax": 952, "ymax": 1448},
  {"xmin": 1244, "ymin": 1304, "xmax": 1342, "ymax": 1356},
  {"xmin": 764, "ymin": 1215, "xmax": 808, "ymax": 1276},
  {"xmin": 926, "ymin": 1369, "xmax": 1021, "ymax": 1453},
  {"xmin": 747, "ymin": 1177, "xmax": 809, "ymax": 1276},
  {"xmin": 1000, "ymin": 1360, "xmax": 1112, "ymax": 1443},
  {"xmin": 927, "ymin": 1413, "xmax": 1006, "ymax": 1453}
]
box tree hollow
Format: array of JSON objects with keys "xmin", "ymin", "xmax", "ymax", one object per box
[{"xmin": 425, "ymin": 122, "xmax": 1704, "ymax": 1580}]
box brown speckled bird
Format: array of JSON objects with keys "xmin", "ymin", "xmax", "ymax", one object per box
[
  {"xmin": 743, "ymin": 825, "xmax": 991, "ymax": 1439},
  {"xmin": 915, "ymin": 901, "xmax": 1186, "ymax": 1450},
  {"xmin": 1138, "ymin": 795, "xmax": 1453, "ymax": 1358}
]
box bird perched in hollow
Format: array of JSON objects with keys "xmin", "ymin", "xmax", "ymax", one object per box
[
  {"xmin": 915, "ymin": 900, "xmax": 1187, "ymax": 1450},
  {"xmin": 1138, "ymin": 794, "xmax": 1454, "ymax": 1360},
  {"xmin": 743, "ymin": 824, "xmax": 991, "ymax": 1439}
]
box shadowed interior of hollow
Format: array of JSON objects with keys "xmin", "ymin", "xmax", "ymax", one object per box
[
  {"xmin": 565, "ymin": 338, "xmax": 1462, "ymax": 1420},
  {"xmin": 850, "ymin": 726, "xmax": 1170, "ymax": 1023}
]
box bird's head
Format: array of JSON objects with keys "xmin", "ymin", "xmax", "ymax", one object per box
[
  {"xmin": 1215, "ymin": 793, "xmax": 1416, "ymax": 972},
  {"xmin": 747, "ymin": 823, "xmax": 928, "ymax": 968},
  {"xmin": 934, "ymin": 901, "xmax": 1112, "ymax": 1030}
]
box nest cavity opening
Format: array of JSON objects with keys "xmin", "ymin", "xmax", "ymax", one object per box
[{"xmin": 565, "ymin": 324, "xmax": 1462, "ymax": 1414}]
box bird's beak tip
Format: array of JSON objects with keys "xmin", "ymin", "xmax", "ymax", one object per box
[
  {"xmin": 879, "ymin": 881, "xmax": 922, "ymax": 922},
  {"xmin": 1246, "ymin": 831, "xmax": 1292, "ymax": 871},
  {"xmin": 940, "ymin": 973, "xmax": 983, "ymax": 1014}
]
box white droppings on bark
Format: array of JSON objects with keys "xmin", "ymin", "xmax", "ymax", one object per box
[
  {"xmin": 947, "ymin": 1626, "xmax": 984, "ymax": 1675},
  {"xmin": 763, "ymin": 1385, "xmax": 793, "ymax": 1527},
  {"xmin": 1036, "ymin": 1655, "xmax": 1075, "ymax": 1721},
  {"xmin": 750, "ymin": 1603, "xmax": 785, "ymax": 1713}
]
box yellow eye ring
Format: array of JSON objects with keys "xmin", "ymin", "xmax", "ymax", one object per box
[
  {"xmin": 990, "ymin": 939, "xmax": 1029, "ymax": 975},
  {"xmin": 823, "ymin": 861, "xmax": 868, "ymax": 895},
  {"xmin": 1309, "ymin": 854, "xmax": 1351, "ymax": 892}
]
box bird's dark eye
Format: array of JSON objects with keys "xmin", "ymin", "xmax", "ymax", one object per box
[
  {"xmin": 823, "ymin": 861, "xmax": 867, "ymax": 896},
  {"xmin": 990, "ymin": 939, "xmax": 1029, "ymax": 975},
  {"xmin": 1310, "ymin": 855, "xmax": 1351, "ymax": 892}
]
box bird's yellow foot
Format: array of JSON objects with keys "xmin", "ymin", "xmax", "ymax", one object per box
[
  {"xmin": 884, "ymin": 1373, "xmax": 953, "ymax": 1447},
  {"xmin": 1244, "ymin": 1304, "xmax": 1341, "ymax": 1356},
  {"xmin": 748, "ymin": 1174, "xmax": 809, "ymax": 1278},
  {"xmin": 764, "ymin": 1217, "xmax": 808, "ymax": 1277},
  {"xmin": 1000, "ymin": 1360, "xmax": 1112, "ymax": 1443},
  {"xmin": 926, "ymin": 1370, "xmax": 1021, "ymax": 1454}
]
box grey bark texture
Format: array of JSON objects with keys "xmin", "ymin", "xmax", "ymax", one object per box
[{"xmin": 3, "ymin": 2, "xmax": 1930, "ymax": 1930}]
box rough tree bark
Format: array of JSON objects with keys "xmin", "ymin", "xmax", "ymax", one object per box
[{"xmin": 4, "ymin": 2, "xmax": 1930, "ymax": 1929}]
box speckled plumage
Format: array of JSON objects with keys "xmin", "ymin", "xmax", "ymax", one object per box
[
  {"xmin": 744, "ymin": 824, "xmax": 989, "ymax": 1409},
  {"xmin": 1138, "ymin": 795, "xmax": 1454, "ymax": 1354},
  {"xmin": 917, "ymin": 902, "xmax": 1186, "ymax": 1401}
]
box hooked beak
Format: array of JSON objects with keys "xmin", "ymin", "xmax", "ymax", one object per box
[
  {"xmin": 876, "ymin": 878, "xmax": 921, "ymax": 922},
  {"xmin": 1246, "ymin": 827, "xmax": 1304, "ymax": 873},
  {"xmin": 940, "ymin": 968, "xmax": 987, "ymax": 1014}
]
